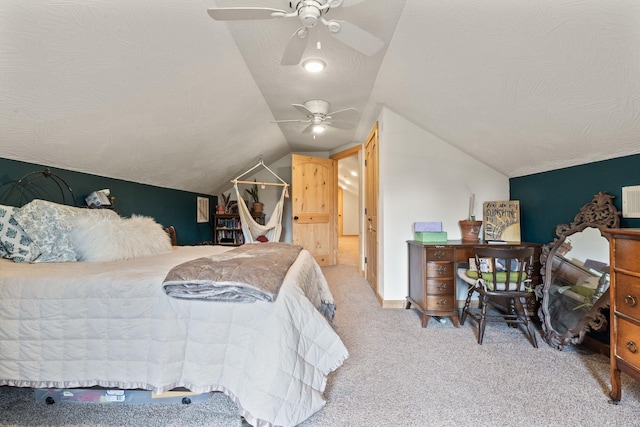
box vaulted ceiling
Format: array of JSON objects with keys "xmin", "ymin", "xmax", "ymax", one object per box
[{"xmin": 2, "ymin": 0, "xmax": 639, "ymax": 196}]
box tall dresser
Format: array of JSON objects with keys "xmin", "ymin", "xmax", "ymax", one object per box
[{"xmin": 606, "ymin": 229, "xmax": 640, "ymax": 402}]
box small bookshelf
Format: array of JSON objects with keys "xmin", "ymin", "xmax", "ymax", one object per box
[{"xmin": 212, "ymin": 213, "xmax": 265, "ymax": 246}]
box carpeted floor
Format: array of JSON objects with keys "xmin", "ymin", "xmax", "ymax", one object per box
[{"xmin": 1, "ymin": 264, "xmax": 639, "ymax": 426}]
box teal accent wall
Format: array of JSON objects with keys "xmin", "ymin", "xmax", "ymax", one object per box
[
  {"xmin": 0, "ymin": 158, "xmax": 215, "ymax": 245},
  {"xmin": 510, "ymin": 154, "xmax": 640, "ymax": 244}
]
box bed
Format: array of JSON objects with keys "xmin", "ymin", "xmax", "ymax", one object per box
[{"xmin": 0, "ymin": 170, "xmax": 348, "ymax": 427}]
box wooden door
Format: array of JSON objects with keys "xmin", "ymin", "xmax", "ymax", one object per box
[
  {"xmin": 292, "ymin": 154, "xmax": 337, "ymax": 266},
  {"xmin": 364, "ymin": 123, "xmax": 379, "ymax": 292}
]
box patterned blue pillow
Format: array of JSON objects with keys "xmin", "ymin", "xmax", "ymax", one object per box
[
  {"xmin": 12, "ymin": 199, "xmax": 117, "ymax": 263},
  {"xmin": 0, "ymin": 204, "xmax": 36, "ymax": 262}
]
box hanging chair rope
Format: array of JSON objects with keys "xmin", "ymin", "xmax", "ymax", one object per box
[
  {"xmin": 230, "ymin": 159, "xmax": 289, "ymax": 243},
  {"xmin": 232, "ymin": 160, "xmax": 287, "ymax": 185},
  {"xmin": 234, "ymin": 181, "xmax": 287, "ymax": 243}
]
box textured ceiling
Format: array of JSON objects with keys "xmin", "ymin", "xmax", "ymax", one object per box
[{"xmin": 2, "ymin": 0, "xmax": 640, "ymax": 195}]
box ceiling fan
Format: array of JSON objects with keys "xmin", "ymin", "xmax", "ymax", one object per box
[
  {"xmin": 207, "ymin": 0, "xmax": 384, "ymax": 65},
  {"xmin": 273, "ymin": 99, "xmax": 357, "ymax": 134}
]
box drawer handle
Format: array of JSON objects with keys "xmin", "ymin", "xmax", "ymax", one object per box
[
  {"xmin": 626, "ymin": 341, "xmax": 638, "ymax": 354},
  {"xmin": 437, "ymin": 265, "xmax": 448, "ymax": 275},
  {"xmin": 436, "ymin": 299, "xmax": 448, "ymax": 307},
  {"xmin": 624, "ymin": 295, "xmax": 637, "ymax": 307},
  {"xmin": 436, "ymin": 283, "xmax": 448, "ymax": 291},
  {"xmin": 434, "ymin": 251, "xmax": 446, "ymax": 260}
]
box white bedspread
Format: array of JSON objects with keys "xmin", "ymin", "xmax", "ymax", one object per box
[{"xmin": 0, "ymin": 246, "xmax": 348, "ymax": 427}]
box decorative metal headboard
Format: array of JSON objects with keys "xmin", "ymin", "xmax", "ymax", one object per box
[{"xmin": 0, "ymin": 168, "xmax": 78, "ymax": 207}]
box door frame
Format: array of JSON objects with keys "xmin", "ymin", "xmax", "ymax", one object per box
[
  {"xmin": 331, "ymin": 144, "xmax": 363, "ymax": 273},
  {"xmin": 364, "ymin": 123, "xmax": 379, "ymax": 295}
]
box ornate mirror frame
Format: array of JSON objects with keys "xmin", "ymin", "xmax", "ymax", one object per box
[{"xmin": 536, "ymin": 192, "xmax": 621, "ymax": 349}]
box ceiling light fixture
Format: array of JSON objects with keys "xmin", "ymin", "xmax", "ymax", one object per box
[
  {"xmin": 312, "ymin": 124, "xmax": 326, "ymax": 134},
  {"xmin": 302, "ymin": 59, "xmax": 326, "ymax": 73}
]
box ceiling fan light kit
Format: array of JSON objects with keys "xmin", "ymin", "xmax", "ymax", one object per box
[{"xmin": 302, "ymin": 58, "xmax": 326, "ymax": 72}]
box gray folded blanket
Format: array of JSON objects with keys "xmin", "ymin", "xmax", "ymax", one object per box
[{"xmin": 163, "ymin": 242, "xmax": 302, "ymax": 302}]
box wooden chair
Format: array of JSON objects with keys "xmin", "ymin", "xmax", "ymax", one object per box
[
  {"xmin": 164, "ymin": 226, "xmax": 177, "ymax": 246},
  {"xmin": 459, "ymin": 246, "xmax": 538, "ymax": 347}
]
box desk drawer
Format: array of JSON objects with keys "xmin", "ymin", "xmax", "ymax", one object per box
[
  {"xmin": 425, "ymin": 247, "xmax": 453, "ymax": 261},
  {"xmin": 426, "ymin": 261, "xmax": 453, "ymax": 278},
  {"xmin": 615, "ymin": 273, "xmax": 640, "ymax": 319},
  {"xmin": 425, "ymin": 295, "xmax": 455, "ymax": 311},
  {"xmin": 426, "ymin": 278, "xmax": 454, "ymax": 295},
  {"xmin": 614, "ymin": 238, "xmax": 640, "ymax": 272},
  {"xmin": 615, "ymin": 317, "xmax": 640, "ymax": 370}
]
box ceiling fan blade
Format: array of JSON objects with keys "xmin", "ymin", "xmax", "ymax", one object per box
[
  {"xmin": 334, "ymin": 0, "xmax": 369, "ymax": 7},
  {"xmin": 326, "ymin": 121, "xmax": 354, "ymax": 130},
  {"xmin": 329, "ymin": 20, "xmax": 384, "ymax": 56},
  {"xmin": 292, "ymin": 103, "xmax": 314, "ymax": 116},
  {"xmin": 207, "ymin": 7, "xmax": 285, "ymax": 21},
  {"xmin": 272, "ymin": 119, "xmax": 310, "ymax": 124},
  {"xmin": 327, "ymin": 107, "xmax": 358, "ymax": 116},
  {"xmin": 281, "ymin": 28, "xmax": 309, "ymax": 66}
]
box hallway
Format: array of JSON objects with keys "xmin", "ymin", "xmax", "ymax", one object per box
[{"xmin": 338, "ymin": 235, "xmax": 359, "ymax": 267}]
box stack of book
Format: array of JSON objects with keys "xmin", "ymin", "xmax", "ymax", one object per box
[{"xmin": 413, "ymin": 222, "xmax": 447, "ymax": 243}]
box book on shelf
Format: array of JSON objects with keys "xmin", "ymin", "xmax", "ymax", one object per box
[{"xmin": 483, "ymin": 200, "xmax": 521, "ymax": 242}]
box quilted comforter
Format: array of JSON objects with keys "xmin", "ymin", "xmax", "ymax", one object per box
[
  {"xmin": 0, "ymin": 245, "xmax": 348, "ymax": 427},
  {"xmin": 163, "ymin": 242, "xmax": 303, "ymax": 303}
]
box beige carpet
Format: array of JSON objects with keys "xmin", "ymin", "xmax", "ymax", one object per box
[{"xmin": 1, "ymin": 264, "xmax": 640, "ymax": 426}]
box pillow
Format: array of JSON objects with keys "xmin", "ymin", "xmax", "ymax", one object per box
[
  {"xmin": 465, "ymin": 270, "xmax": 509, "ymax": 283},
  {"xmin": 465, "ymin": 270, "xmax": 532, "ymax": 292},
  {"xmin": 570, "ymin": 284, "xmax": 595, "ymax": 299},
  {"xmin": 0, "ymin": 204, "xmax": 37, "ymax": 262},
  {"xmin": 576, "ymin": 275, "xmax": 600, "ymax": 289},
  {"xmin": 12, "ymin": 199, "xmax": 118, "ymax": 263},
  {"xmin": 70, "ymin": 214, "xmax": 173, "ymax": 262}
]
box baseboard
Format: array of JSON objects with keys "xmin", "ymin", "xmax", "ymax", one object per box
[
  {"xmin": 381, "ymin": 300, "xmax": 406, "ymax": 309},
  {"xmin": 458, "ymin": 300, "xmax": 479, "ymax": 309}
]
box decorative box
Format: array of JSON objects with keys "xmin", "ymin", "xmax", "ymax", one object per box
[
  {"xmin": 413, "ymin": 222, "xmax": 443, "ymax": 232},
  {"xmin": 414, "ymin": 231, "xmax": 448, "ymax": 243}
]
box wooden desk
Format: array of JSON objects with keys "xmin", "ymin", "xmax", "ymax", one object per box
[{"xmin": 406, "ymin": 240, "xmax": 541, "ymax": 328}]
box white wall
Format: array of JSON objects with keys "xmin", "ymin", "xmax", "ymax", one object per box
[
  {"xmin": 342, "ymin": 190, "xmax": 359, "ymax": 235},
  {"xmin": 377, "ymin": 107, "xmax": 510, "ymax": 301}
]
